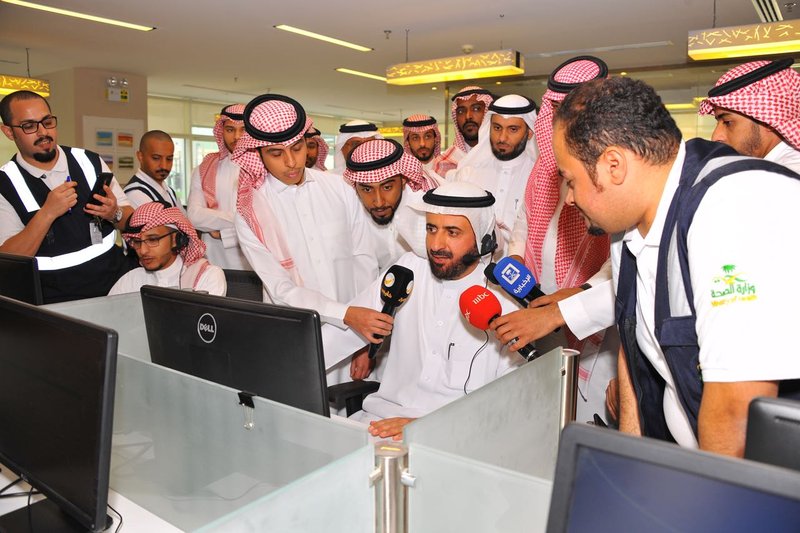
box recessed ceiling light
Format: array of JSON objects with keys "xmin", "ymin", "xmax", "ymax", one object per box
[
  {"xmin": 275, "ymin": 25, "xmax": 372, "ymax": 52},
  {"xmin": 335, "ymin": 68, "xmax": 386, "ymax": 82},
  {"xmin": 1, "ymin": 0, "xmax": 155, "ymax": 31}
]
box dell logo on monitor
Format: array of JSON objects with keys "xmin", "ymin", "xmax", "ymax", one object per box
[
  {"xmin": 197, "ymin": 313, "xmax": 217, "ymax": 344},
  {"xmin": 500, "ymin": 263, "xmax": 521, "ymax": 284}
]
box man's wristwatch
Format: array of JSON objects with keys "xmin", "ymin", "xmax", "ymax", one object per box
[
  {"xmin": 580, "ymin": 283, "xmax": 592, "ymax": 291},
  {"xmin": 113, "ymin": 207, "xmax": 123, "ymax": 224}
]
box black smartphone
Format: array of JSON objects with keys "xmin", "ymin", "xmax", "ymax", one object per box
[{"xmin": 86, "ymin": 172, "xmax": 114, "ymax": 207}]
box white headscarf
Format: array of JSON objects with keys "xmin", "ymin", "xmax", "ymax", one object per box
[
  {"xmin": 333, "ymin": 120, "xmax": 382, "ymax": 172},
  {"xmin": 397, "ymin": 181, "xmax": 496, "ymax": 259},
  {"xmin": 457, "ymin": 94, "xmax": 539, "ymax": 170}
]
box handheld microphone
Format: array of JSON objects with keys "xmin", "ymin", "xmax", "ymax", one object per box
[
  {"xmin": 484, "ymin": 262, "xmax": 528, "ymax": 308},
  {"xmin": 493, "ymin": 257, "xmax": 547, "ymax": 305},
  {"xmin": 458, "ymin": 285, "xmax": 539, "ymax": 362},
  {"xmin": 368, "ymin": 264, "xmax": 414, "ymax": 359}
]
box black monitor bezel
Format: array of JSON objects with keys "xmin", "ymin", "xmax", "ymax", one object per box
[
  {"xmin": 0, "ymin": 251, "xmax": 43, "ymax": 305},
  {"xmin": 0, "ymin": 295, "xmax": 117, "ymax": 531},
  {"xmin": 546, "ymin": 423, "xmax": 800, "ymax": 533},
  {"xmin": 140, "ymin": 285, "xmax": 330, "ymax": 417}
]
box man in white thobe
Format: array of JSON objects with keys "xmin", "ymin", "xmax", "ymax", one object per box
[
  {"xmin": 453, "ymin": 94, "xmax": 538, "ymax": 254},
  {"xmin": 699, "ymin": 58, "xmax": 800, "ymax": 174},
  {"xmin": 342, "ymin": 138, "xmax": 438, "ymax": 270},
  {"xmin": 187, "ymin": 104, "xmax": 251, "ymax": 270},
  {"xmin": 324, "ymin": 182, "xmax": 525, "ymax": 440},
  {"xmin": 231, "ymin": 94, "xmax": 388, "ymax": 386}
]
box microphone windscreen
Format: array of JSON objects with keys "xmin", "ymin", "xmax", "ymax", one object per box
[
  {"xmin": 380, "ymin": 264, "xmax": 415, "ymax": 306},
  {"xmin": 459, "ymin": 285, "xmax": 502, "ymax": 330},
  {"xmin": 493, "ymin": 257, "xmax": 537, "ymax": 300}
]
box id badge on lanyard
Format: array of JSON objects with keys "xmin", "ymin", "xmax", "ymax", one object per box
[{"xmin": 89, "ymin": 217, "xmax": 103, "ymax": 245}]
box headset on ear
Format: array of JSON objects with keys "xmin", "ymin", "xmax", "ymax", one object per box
[
  {"xmin": 479, "ymin": 230, "xmax": 497, "ymax": 257},
  {"xmin": 172, "ymin": 231, "xmax": 190, "ymax": 253}
]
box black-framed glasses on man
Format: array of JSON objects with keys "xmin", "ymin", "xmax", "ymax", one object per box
[
  {"xmin": 9, "ymin": 116, "xmax": 58, "ymax": 134},
  {"xmin": 127, "ymin": 231, "xmax": 177, "ymax": 249}
]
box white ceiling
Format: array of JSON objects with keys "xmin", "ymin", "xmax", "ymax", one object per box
[{"xmin": 0, "ymin": 0, "xmax": 795, "ymax": 124}]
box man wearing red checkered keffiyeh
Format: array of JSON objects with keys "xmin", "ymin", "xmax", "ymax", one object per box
[
  {"xmin": 496, "ymin": 56, "xmax": 617, "ymax": 424},
  {"xmin": 344, "ymin": 138, "xmax": 436, "ymax": 269},
  {"xmin": 699, "ymin": 58, "xmax": 800, "ymax": 173},
  {"xmin": 231, "ymin": 94, "xmax": 388, "ymax": 387},
  {"xmin": 187, "ymin": 104, "xmax": 251, "ymax": 271},
  {"xmin": 109, "ymin": 201, "xmax": 226, "ymax": 296},
  {"xmin": 304, "ymin": 126, "xmax": 329, "ymax": 171},
  {"xmin": 431, "ymin": 86, "xmax": 495, "ymax": 180}
]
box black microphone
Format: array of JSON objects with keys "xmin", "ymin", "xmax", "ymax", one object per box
[{"xmin": 368, "ymin": 265, "xmax": 414, "ymax": 359}]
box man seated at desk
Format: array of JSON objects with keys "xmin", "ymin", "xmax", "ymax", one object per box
[
  {"xmin": 109, "ymin": 201, "xmax": 226, "ymax": 296},
  {"xmin": 325, "ymin": 182, "xmax": 525, "ymax": 440}
]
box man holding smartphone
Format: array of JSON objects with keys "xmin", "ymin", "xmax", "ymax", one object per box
[{"xmin": 0, "ymin": 90, "xmax": 136, "ymax": 303}]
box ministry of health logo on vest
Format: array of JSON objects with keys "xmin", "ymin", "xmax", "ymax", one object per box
[{"xmin": 710, "ymin": 264, "xmax": 757, "ymax": 307}]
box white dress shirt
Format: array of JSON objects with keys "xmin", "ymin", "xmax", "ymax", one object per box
[
  {"xmin": 187, "ymin": 156, "xmax": 250, "ymax": 270},
  {"xmin": 0, "ymin": 146, "xmax": 129, "ymax": 245},
  {"xmin": 108, "ymin": 255, "xmax": 226, "ymax": 296}
]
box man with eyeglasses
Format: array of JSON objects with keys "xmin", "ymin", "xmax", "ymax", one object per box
[
  {"xmin": 109, "ymin": 201, "xmax": 225, "ymax": 296},
  {"xmin": 0, "ymin": 90, "xmax": 136, "ymax": 303}
]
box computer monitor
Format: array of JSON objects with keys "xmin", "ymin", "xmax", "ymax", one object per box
[
  {"xmin": 0, "ymin": 251, "xmax": 43, "ymax": 305},
  {"xmin": 746, "ymin": 396, "xmax": 800, "ymax": 472},
  {"xmin": 0, "ymin": 295, "xmax": 117, "ymax": 532},
  {"xmin": 141, "ymin": 285, "xmax": 330, "ymax": 417},
  {"xmin": 546, "ymin": 423, "xmax": 800, "ymax": 533}
]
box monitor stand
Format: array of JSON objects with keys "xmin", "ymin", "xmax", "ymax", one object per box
[{"xmin": 0, "ymin": 497, "xmax": 113, "ymax": 532}]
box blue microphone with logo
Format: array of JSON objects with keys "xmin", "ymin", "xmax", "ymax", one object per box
[{"xmin": 492, "ymin": 257, "xmax": 547, "ymax": 306}]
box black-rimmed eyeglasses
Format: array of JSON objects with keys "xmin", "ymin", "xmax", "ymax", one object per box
[
  {"xmin": 9, "ymin": 116, "xmax": 58, "ymax": 134},
  {"xmin": 127, "ymin": 231, "xmax": 176, "ymax": 249}
]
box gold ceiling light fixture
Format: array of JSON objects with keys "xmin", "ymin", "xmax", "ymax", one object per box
[
  {"xmin": 386, "ymin": 49, "xmax": 524, "ymax": 86},
  {"xmin": 0, "ymin": 74, "xmax": 50, "ymax": 97},
  {"xmin": 275, "ymin": 25, "xmax": 372, "ymax": 52},
  {"xmin": 1, "ymin": 0, "xmax": 155, "ymax": 31},
  {"xmin": 688, "ymin": 19, "xmax": 800, "ymax": 60}
]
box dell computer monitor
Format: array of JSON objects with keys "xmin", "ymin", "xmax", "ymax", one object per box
[
  {"xmin": 0, "ymin": 295, "xmax": 117, "ymax": 532},
  {"xmin": 141, "ymin": 285, "xmax": 330, "ymax": 417},
  {"xmin": 0, "ymin": 251, "xmax": 43, "ymax": 305},
  {"xmin": 546, "ymin": 423, "xmax": 800, "ymax": 533}
]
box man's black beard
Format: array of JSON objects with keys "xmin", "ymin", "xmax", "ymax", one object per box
[
  {"xmin": 492, "ymin": 135, "xmax": 528, "ymax": 162},
  {"xmin": 33, "ymin": 149, "xmax": 57, "ymax": 163},
  {"xmin": 587, "ymin": 225, "xmax": 606, "ymax": 236},
  {"xmin": 412, "ymin": 147, "xmax": 433, "ymax": 163},
  {"xmin": 459, "ymin": 121, "xmax": 479, "ymax": 143},
  {"xmin": 371, "ymin": 211, "xmax": 394, "ymax": 225},
  {"xmin": 428, "ymin": 244, "xmax": 480, "ymax": 280},
  {"xmin": 368, "ymin": 187, "xmax": 403, "ymax": 226}
]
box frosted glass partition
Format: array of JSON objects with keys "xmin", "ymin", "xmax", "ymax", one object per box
[
  {"xmin": 44, "ymin": 293, "xmax": 150, "ymax": 361},
  {"xmin": 404, "ymin": 347, "xmax": 565, "ymax": 480},
  {"xmin": 111, "ymin": 353, "xmax": 369, "ymax": 531},
  {"xmin": 409, "ymin": 444, "xmax": 552, "ymax": 533}
]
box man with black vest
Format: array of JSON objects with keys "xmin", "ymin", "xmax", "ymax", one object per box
[
  {"xmin": 553, "ymin": 76, "xmax": 800, "ymax": 457},
  {"xmin": 124, "ymin": 130, "xmax": 185, "ymax": 213},
  {"xmin": 0, "ymin": 90, "xmax": 135, "ymax": 303}
]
